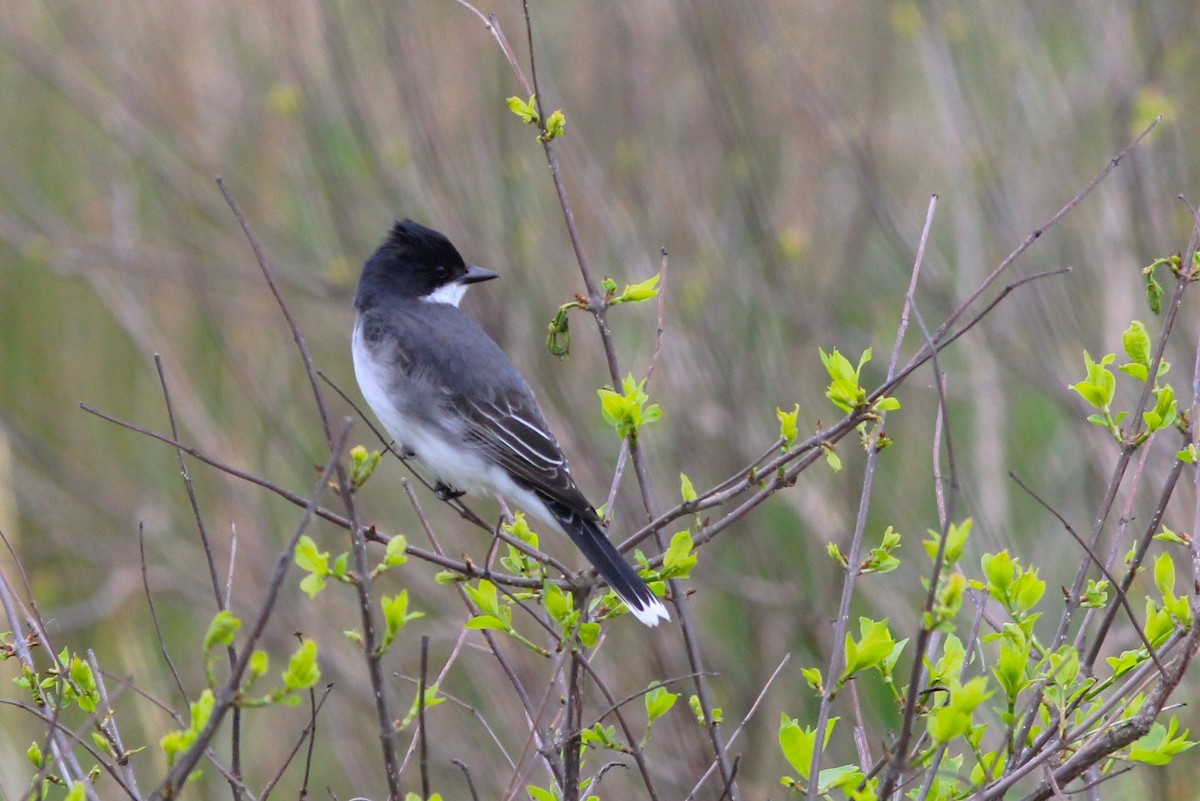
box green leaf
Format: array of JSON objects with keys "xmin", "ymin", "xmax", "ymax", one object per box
[
  {"xmin": 820, "ymin": 347, "xmax": 869, "ymax": 412},
  {"xmin": 527, "ymin": 786, "xmax": 556, "ymax": 801},
  {"xmin": 1082, "ymin": 579, "xmax": 1109, "ymax": 609},
  {"xmin": 924, "ymin": 518, "xmax": 972, "ymax": 566},
  {"xmin": 294, "ymin": 535, "xmax": 329, "ymax": 575},
  {"xmin": 662, "ymin": 529, "xmax": 697, "ymax": 578},
  {"xmin": 776, "ymin": 404, "xmax": 800, "ymax": 447},
  {"xmin": 597, "ymin": 375, "xmax": 662, "ymax": 440},
  {"xmin": 26, "ymin": 741, "xmax": 43, "ymax": 768},
  {"xmin": 1129, "ymin": 718, "xmax": 1197, "ymax": 765},
  {"xmin": 645, "ymin": 683, "xmax": 680, "ymax": 722},
  {"xmin": 380, "ymin": 590, "xmax": 423, "ymax": 650},
  {"xmin": 540, "ymin": 108, "xmax": 566, "ymax": 141},
  {"xmin": 1154, "ymin": 552, "xmax": 1176, "ymax": 600},
  {"xmin": 875, "ymin": 396, "xmax": 901, "ymax": 412},
  {"xmin": 1069, "ymin": 351, "xmax": 1116, "ymax": 410},
  {"xmin": 842, "ymin": 618, "xmax": 897, "ymax": 680},
  {"xmin": 1154, "ymin": 525, "xmax": 1188, "ymax": 544},
  {"xmin": 542, "ymin": 581, "xmax": 572, "ymax": 621},
  {"xmin": 616, "ymin": 273, "xmax": 661, "ymax": 303},
  {"xmin": 384, "ymin": 535, "xmax": 409, "ymax": 567},
  {"xmin": 1144, "ymin": 384, "xmax": 1177, "ymax": 432},
  {"xmin": 818, "ymin": 764, "xmax": 864, "ymax": 792},
  {"xmin": 299, "ymin": 572, "xmax": 326, "ymax": 599},
  {"xmin": 283, "ymin": 640, "xmax": 320, "ymax": 691},
  {"xmin": 506, "ymin": 94, "xmax": 539, "ymax": 124},
  {"xmin": 466, "ymin": 614, "xmax": 508, "ymax": 632},
  {"xmin": 349, "ymin": 445, "xmax": 382, "ymax": 489},
  {"xmin": 1122, "ymin": 321, "xmax": 1152, "ymax": 369},
  {"xmin": 779, "ymin": 713, "xmax": 816, "ymax": 780},
  {"xmin": 204, "ymin": 610, "xmax": 242, "ymax": 651},
  {"xmin": 779, "ymin": 714, "xmax": 837, "ymax": 781},
  {"xmin": 982, "ymin": 551, "xmax": 1015, "ymax": 597},
  {"xmin": 249, "ymin": 650, "xmax": 269, "ymax": 677},
  {"xmin": 680, "ymin": 473, "xmax": 698, "ymax": 503},
  {"xmin": 928, "ymin": 677, "xmax": 992, "ymax": 744},
  {"xmin": 578, "ymin": 622, "xmax": 601, "ymax": 648},
  {"xmin": 466, "ymin": 580, "xmax": 501, "ymax": 617}
]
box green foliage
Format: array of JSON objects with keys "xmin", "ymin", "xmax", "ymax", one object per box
[
  {"xmin": 927, "ymin": 676, "xmax": 992, "ymax": 744},
  {"xmin": 840, "ymin": 617, "xmax": 903, "ymax": 685},
  {"xmin": 820, "ymin": 347, "xmax": 899, "ymax": 418},
  {"xmin": 295, "ymin": 535, "xmax": 335, "ymax": 598},
  {"xmin": 465, "ymin": 579, "xmax": 549, "ymax": 656},
  {"xmin": 282, "ymin": 639, "xmax": 321, "ymax": 692},
  {"xmin": 611, "ymin": 273, "xmax": 661, "ymax": 305},
  {"xmin": 348, "ymin": 445, "xmax": 381, "ymax": 491},
  {"xmin": 645, "ymin": 682, "xmax": 679, "ymax": 722},
  {"xmin": 506, "ymin": 94, "xmax": 540, "ymax": 125},
  {"xmin": 679, "ymin": 472, "xmax": 698, "ymax": 505},
  {"xmin": 378, "ymin": 591, "xmax": 423, "ymax": 655},
  {"xmin": 597, "ymin": 374, "xmax": 662, "ymax": 441},
  {"xmin": 641, "ymin": 681, "xmax": 680, "ymax": 745},
  {"xmin": 688, "ymin": 694, "xmax": 722, "ymax": 726},
  {"xmin": 546, "ymin": 274, "xmax": 658, "ymax": 356},
  {"xmin": 780, "ymin": 715, "xmax": 865, "ymax": 794},
  {"xmin": 1127, "ymin": 717, "xmax": 1197, "ymax": 765},
  {"xmin": 777, "ymin": 404, "xmax": 800, "ymax": 447},
  {"xmin": 661, "ymin": 529, "xmax": 697, "ymax": 579},
  {"xmin": 398, "ymin": 683, "xmax": 445, "ymax": 730},
  {"xmin": 1070, "ymin": 350, "xmax": 1121, "ymax": 435},
  {"xmin": 540, "ymin": 109, "xmax": 566, "ymax": 142},
  {"xmin": 295, "ymin": 533, "xmax": 408, "ymax": 599},
  {"xmin": 923, "ymin": 518, "xmax": 972, "ymax": 567},
  {"xmin": 1071, "ymin": 322, "xmax": 1179, "ymax": 445},
  {"xmin": 203, "ymin": 609, "xmax": 241, "ymax": 652},
  {"xmin": 499, "ymin": 513, "xmax": 544, "ymax": 576},
  {"xmin": 161, "ymin": 689, "xmax": 214, "ymax": 768},
  {"xmin": 821, "ymin": 347, "xmax": 870, "ymax": 413},
  {"xmin": 829, "ymin": 525, "xmax": 902, "ymax": 575}
]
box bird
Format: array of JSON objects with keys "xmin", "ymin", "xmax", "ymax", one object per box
[{"xmin": 351, "ymin": 219, "xmax": 670, "ymax": 626}]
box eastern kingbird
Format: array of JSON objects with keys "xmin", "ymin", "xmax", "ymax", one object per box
[{"xmin": 352, "ymin": 219, "xmax": 670, "ymax": 626}]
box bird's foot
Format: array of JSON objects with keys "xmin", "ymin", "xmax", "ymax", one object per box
[{"xmin": 434, "ymin": 481, "xmax": 466, "ymax": 501}]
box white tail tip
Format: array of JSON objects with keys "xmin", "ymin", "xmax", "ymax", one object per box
[{"xmin": 629, "ymin": 596, "xmax": 671, "ymax": 627}]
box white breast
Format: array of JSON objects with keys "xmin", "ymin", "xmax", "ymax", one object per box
[{"xmin": 352, "ymin": 318, "xmax": 504, "ymax": 498}]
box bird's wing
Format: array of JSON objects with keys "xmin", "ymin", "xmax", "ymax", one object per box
[
  {"xmin": 371, "ymin": 303, "xmax": 596, "ymax": 514},
  {"xmin": 459, "ymin": 388, "xmax": 595, "ymax": 513}
]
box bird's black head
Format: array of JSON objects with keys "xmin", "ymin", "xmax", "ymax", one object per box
[{"xmin": 354, "ymin": 219, "xmax": 497, "ymax": 310}]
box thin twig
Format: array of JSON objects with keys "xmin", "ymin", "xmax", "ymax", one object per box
[
  {"xmin": 419, "ymin": 635, "xmax": 431, "ymax": 801},
  {"xmin": 148, "ymin": 420, "xmax": 351, "ymax": 800},
  {"xmin": 81, "ymin": 402, "xmax": 548, "ymax": 589},
  {"xmin": 215, "ymin": 177, "xmax": 334, "ymax": 447},
  {"xmin": 814, "ymin": 196, "xmax": 937, "ymax": 800},
  {"xmin": 1008, "ymin": 471, "xmax": 1165, "ymax": 675},
  {"xmin": 138, "ymin": 523, "xmax": 187, "ymax": 705},
  {"xmin": 259, "ymin": 684, "xmax": 333, "ymax": 801},
  {"xmin": 154, "ymin": 353, "xmax": 243, "ymax": 797}
]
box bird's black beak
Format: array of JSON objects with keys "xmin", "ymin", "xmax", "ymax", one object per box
[{"xmin": 463, "ymin": 265, "xmax": 499, "ymax": 284}]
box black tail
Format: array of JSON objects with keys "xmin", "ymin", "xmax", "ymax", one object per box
[{"xmin": 541, "ymin": 497, "xmax": 670, "ymax": 627}]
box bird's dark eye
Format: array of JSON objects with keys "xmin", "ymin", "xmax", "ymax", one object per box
[{"xmin": 434, "ymin": 265, "xmax": 447, "ymax": 277}]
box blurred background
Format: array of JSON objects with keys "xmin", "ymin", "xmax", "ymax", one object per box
[{"xmin": 1, "ymin": 1, "xmax": 1199, "ymax": 798}]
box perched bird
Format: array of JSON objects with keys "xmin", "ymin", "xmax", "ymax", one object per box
[{"xmin": 351, "ymin": 219, "xmax": 669, "ymax": 626}]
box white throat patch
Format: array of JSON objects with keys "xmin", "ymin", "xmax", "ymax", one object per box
[{"xmin": 422, "ymin": 280, "xmax": 467, "ymax": 307}]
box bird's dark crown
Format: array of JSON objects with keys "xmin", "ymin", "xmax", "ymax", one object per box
[{"xmin": 355, "ymin": 219, "xmax": 469, "ymax": 308}]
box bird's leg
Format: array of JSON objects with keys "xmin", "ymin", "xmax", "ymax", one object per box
[{"xmin": 434, "ymin": 481, "xmax": 465, "ymax": 501}]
